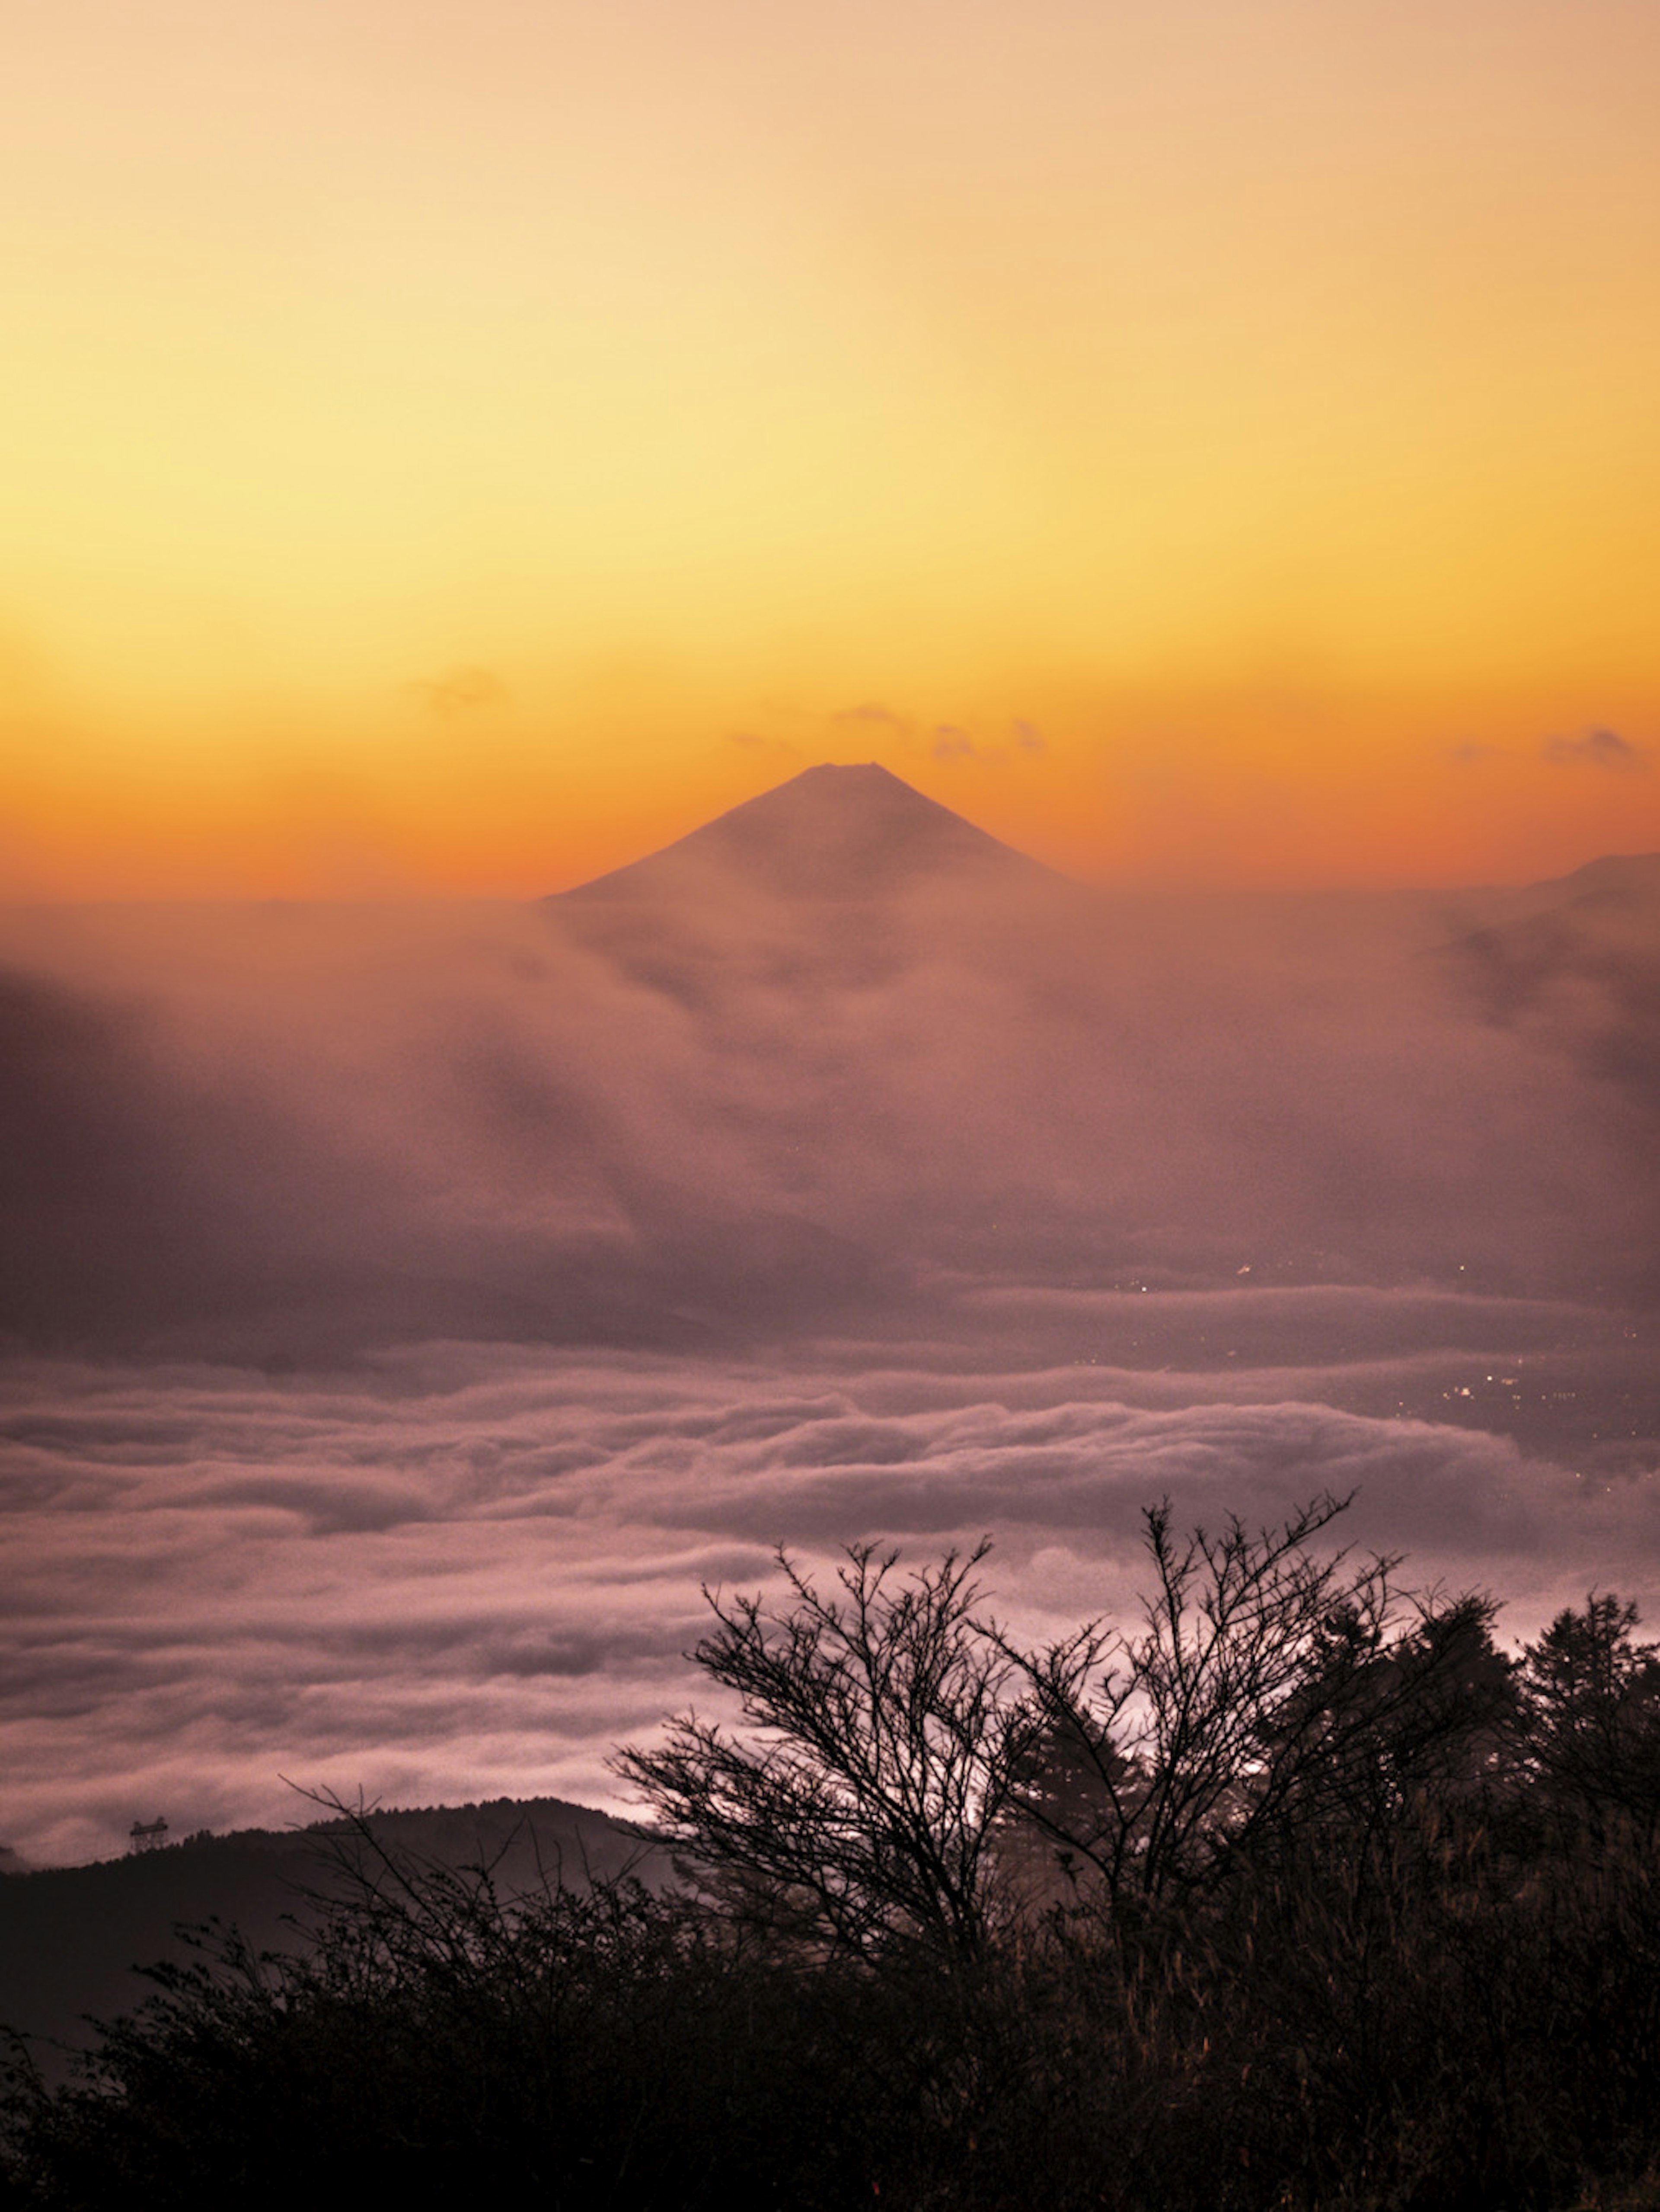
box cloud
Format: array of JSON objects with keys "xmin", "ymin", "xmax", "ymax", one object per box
[
  {"xmin": 824, "ymin": 707, "xmax": 1044, "ymax": 767},
  {"xmin": 3, "ymin": 857, "xmax": 1659, "ymax": 1363},
  {"xmin": 0, "ymin": 1341, "xmax": 1654, "ymax": 1867},
  {"xmin": 1542, "ymin": 727, "xmax": 1647, "ymax": 770},
  {"xmin": 931, "ymin": 718, "xmax": 1047, "ymax": 763},
  {"xmin": 0, "ymin": 849, "xmax": 1656, "ymax": 1864},
  {"xmin": 410, "ymin": 666, "xmax": 510, "ymax": 716},
  {"xmin": 1437, "ymin": 863, "xmax": 1660, "ymax": 1124},
  {"xmin": 833, "ymin": 702, "xmax": 908, "ymax": 731}
]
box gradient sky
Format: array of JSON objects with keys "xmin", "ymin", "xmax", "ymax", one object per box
[{"xmin": 4, "ymin": 0, "xmax": 1660, "ymax": 895}]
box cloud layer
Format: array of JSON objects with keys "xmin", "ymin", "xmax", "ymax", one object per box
[
  {"xmin": 0, "ymin": 824, "xmax": 1655, "ymax": 1863},
  {"xmin": 2, "ymin": 1312, "xmax": 1655, "ymax": 1868}
]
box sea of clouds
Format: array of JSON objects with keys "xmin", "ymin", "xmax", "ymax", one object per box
[{"xmin": 1, "ymin": 847, "xmax": 1655, "ymax": 1864}]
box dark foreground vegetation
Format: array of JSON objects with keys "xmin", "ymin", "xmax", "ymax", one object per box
[{"xmin": 8, "ymin": 1494, "xmax": 1660, "ymax": 2212}]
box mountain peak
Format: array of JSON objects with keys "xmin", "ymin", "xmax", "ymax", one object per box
[{"xmin": 558, "ymin": 763, "xmax": 1053, "ymax": 903}]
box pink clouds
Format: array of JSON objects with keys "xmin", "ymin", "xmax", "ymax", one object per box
[
  {"xmin": 0, "ymin": 810, "xmax": 1654, "ymax": 1865},
  {"xmin": 1, "ymin": 1331, "xmax": 1654, "ymax": 1868}
]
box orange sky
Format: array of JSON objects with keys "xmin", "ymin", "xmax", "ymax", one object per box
[{"xmin": 3, "ymin": 0, "xmax": 1659, "ymax": 896}]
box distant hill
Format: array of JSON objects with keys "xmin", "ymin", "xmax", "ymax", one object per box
[
  {"xmin": 1506, "ymin": 849, "xmax": 1660, "ymax": 914},
  {"xmin": 1428, "ymin": 848, "xmax": 1660, "ymax": 1141},
  {"xmin": 0, "ymin": 1797, "xmax": 668, "ymax": 2070}
]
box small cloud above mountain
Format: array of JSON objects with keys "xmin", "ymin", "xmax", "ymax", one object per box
[
  {"xmin": 931, "ymin": 720, "xmax": 1047, "ymax": 765},
  {"xmin": 833, "ymin": 702, "xmax": 908, "ymax": 732},
  {"xmin": 410, "ymin": 667, "xmax": 510, "ymax": 717},
  {"xmin": 1542, "ymin": 727, "xmax": 1647, "ymax": 770},
  {"xmin": 823, "ymin": 706, "xmax": 1046, "ymax": 769},
  {"xmin": 933, "ymin": 725, "xmax": 977, "ymax": 760}
]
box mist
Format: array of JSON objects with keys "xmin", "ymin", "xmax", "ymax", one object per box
[{"xmin": 2, "ymin": 767, "xmax": 1656, "ymax": 1864}]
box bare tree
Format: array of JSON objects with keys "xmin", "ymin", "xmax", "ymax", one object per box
[
  {"xmin": 613, "ymin": 1542, "xmax": 1049, "ymax": 1963},
  {"xmin": 616, "ymin": 1498, "xmax": 1507, "ymax": 1960},
  {"xmin": 1013, "ymin": 1493, "xmax": 1511, "ymax": 1899}
]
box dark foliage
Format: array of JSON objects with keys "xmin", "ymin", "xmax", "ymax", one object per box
[
  {"xmin": 611, "ymin": 1539, "xmax": 1048, "ymax": 1962},
  {"xmin": 10, "ymin": 1503, "xmax": 1660, "ymax": 2212}
]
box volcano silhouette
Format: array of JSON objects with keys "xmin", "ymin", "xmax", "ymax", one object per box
[{"xmin": 557, "ymin": 762, "xmax": 1057, "ymax": 904}]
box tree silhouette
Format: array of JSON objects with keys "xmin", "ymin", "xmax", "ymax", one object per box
[
  {"xmin": 613, "ymin": 1542, "xmax": 1049, "ymax": 1962},
  {"xmin": 1518, "ymin": 1591, "xmax": 1660, "ymax": 1837},
  {"xmin": 616, "ymin": 1497, "xmax": 1508, "ymax": 1947}
]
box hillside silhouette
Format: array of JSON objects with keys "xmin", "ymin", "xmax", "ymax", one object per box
[{"xmin": 0, "ymin": 1796, "xmax": 663, "ymax": 2068}]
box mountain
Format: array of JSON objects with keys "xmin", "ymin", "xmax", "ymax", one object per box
[
  {"xmin": 556, "ymin": 762, "xmax": 1060, "ymax": 905},
  {"xmin": 0, "ymin": 1798, "xmax": 669, "ymax": 2069}
]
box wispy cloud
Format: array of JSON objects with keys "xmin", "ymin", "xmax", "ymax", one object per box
[
  {"xmin": 1542, "ymin": 727, "xmax": 1647, "ymax": 770},
  {"xmin": 409, "ymin": 666, "xmax": 511, "ymax": 717},
  {"xmin": 833, "ymin": 702, "xmax": 909, "ymax": 732},
  {"xmin": 932, "ymin": 724, "xmax": 977, "ymax": 760}
]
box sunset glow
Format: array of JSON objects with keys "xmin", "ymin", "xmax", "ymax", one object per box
[{"xmin": 4, "ymin": 0, "xmax": 1658, "ymax": 896}]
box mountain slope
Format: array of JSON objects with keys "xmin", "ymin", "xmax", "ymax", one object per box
[
  {"xmin": 556, "ymin": 762, "xmax": 1060, "ymax": 904},
  {"xmin": 0, "ymin": 1797, "xmax": 667, "ymax": 2068}
]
